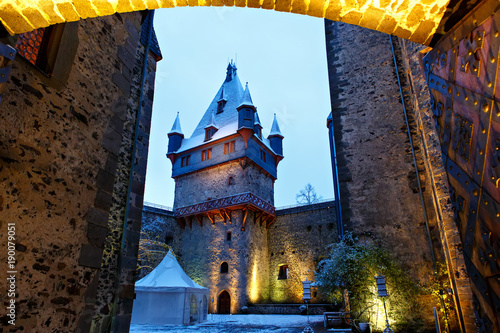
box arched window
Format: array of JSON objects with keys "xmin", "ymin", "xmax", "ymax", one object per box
[{"xmin": 220, "ymin": 262, "xmax": 228, "ymax": 274}]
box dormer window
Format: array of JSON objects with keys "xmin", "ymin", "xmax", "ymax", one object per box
[
  {"xmin": 217, "ymin": 100, "xmax": 226, "ymax": 114},
  {"xmin": 205, "ymin": 127, "xmax": 217, "ymax": 141},
  {"xmin": 255, "ymin": 127, "xmax": 262, "ymax": 139}
]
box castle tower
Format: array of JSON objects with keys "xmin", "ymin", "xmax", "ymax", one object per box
[{"xmin": 167, "ymin": 62, "xmax": 284, "ymax": 313}]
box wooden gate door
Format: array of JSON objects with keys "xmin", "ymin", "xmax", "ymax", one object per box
[{"xmin": 218, "ymin": 290, "xmax": 230, "ymax": 314}]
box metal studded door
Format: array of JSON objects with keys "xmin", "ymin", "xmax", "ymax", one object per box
[{"xmin": 424, "ymin": 1, "xmax": 500, "ymax": 332}]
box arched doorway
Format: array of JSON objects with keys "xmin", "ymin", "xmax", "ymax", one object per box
[{"xmin": 217, "ymin": 290, "xmax": 230, "ymax": 314}]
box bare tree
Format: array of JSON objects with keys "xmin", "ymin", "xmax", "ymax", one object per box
[{"xmin": 296, "ymin": 183, "xmax": 323, "ymax": 205}]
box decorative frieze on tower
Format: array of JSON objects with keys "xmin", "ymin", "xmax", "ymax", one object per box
[{"xmin": 166, "ymin": 62, "xmax": 284, "ymax": 313}]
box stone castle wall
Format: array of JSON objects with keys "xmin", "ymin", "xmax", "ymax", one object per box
[
  {"xmin": 268, "ymin": 201, "xmax": 338, "ymax": 304},
  {"xmin": 173, "ymin": 160, "xmax": 275, "ymax": 208},
  {"xmin": 324, "ymin": 19, "xmax": 475, "ymax": 331},
  {"xmin": 140, "ymin": 200, "xmax": 338, "ymax": 309},
  {"xmin": 0, "ymin": 12, "xmax": 156, "ymax": 332},
  {"xmin": 324, "ymin": 20, "xmax": 435, "ymax": 283}
]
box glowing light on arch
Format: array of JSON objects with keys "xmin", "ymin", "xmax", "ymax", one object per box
[{"xmin": 0, "ymin": 0, "xmax": 451, "ymax": 44}]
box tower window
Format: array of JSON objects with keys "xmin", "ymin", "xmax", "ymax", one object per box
[
  {"xmin": 278, "ymin": 265, "xmax": 289, "ymax": 280},
  {"xmin": 221, "ymin": 262, "xmax": 229, "ymax": 274},
  {"xmin": 181, "ymin": 155, "xmax": 191, "ymax": 167},
  {"xmin": 226, "ymin": 232, "xmax": 232, "ymax": 241},
  {"xmin": 217, "ymin": 100, "xmax": 226, "ymax": 113},
  {"xmin": 202, "ymin": 148, "xmax": 212, "ymax": 161},
  {"xmin": 245, "ymin": 109, "xmax": 251, "ymax": 120},
  {"xmin": 228, "ymin": 176, "xmax": 235, "ymax": 185},
  {"xmin": 260, "ymin": 149, "xmax": 266, "ymax": 162},
  {"xmin": 224, "ymin": 141, "xmax": 235, "ymax": 154}
]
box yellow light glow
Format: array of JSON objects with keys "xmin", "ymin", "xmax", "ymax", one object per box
[
  {"xmin": 249, "ymin": 261, "xmax": 259, "ymax": 303},
  {"xmin": 0, "ymin": 0, "xmax": 450, "ymax": 44}
]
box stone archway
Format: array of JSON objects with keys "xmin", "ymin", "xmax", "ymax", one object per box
[
  {"xmin": 1, "ymin": 0, "xmax": 453, "ymax": 44},
  {"xmin": 218, "ymin": 290, "xmax": 231, "ymax": 314}
]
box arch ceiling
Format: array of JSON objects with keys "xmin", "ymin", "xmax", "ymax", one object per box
[{"xmin": 0, "ymin": 0, "xmax": 453, "ymax": 45}]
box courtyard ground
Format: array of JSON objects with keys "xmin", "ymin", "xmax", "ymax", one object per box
[{"xmin": 130, "ymin": 314, "xmax": 344, "ymax": 332}]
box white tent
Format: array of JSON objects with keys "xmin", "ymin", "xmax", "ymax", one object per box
[{"xmin": 131, "ymin": 250, "xmax": 209, "ymax": 325}]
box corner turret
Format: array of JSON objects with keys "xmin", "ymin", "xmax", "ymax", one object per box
[
  {"xmin": 167, "ymin": 112, "xmax": 184, "ymax": 163},
  {"xmin": 268, "ymin": 114, "xmax": 284, "ymax": 158},
  {"xmin": 237, "ymin": 82, "xmax": 256, "ymax": 148}
]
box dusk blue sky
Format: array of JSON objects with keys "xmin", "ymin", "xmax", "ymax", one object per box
[{"xmin": 144, "ymin": 7, "xmax": 333, "ymax": 208}]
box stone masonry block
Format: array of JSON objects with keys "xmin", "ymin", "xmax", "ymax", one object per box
[
  {"xmin": 96, "ymin": 169, "xmax": 116, "ymax": 193},
  {"xmin": 274, "ymin": 0, "xmax": 292, "ymax": 12},
  {"xmin": 111, "ymin": 95, "xmax": 128, "ymax": 122},
  {"xmin": 101, "ymin": 125, "xmax": 122, "ymax": 156},
  {"xmin": 108, "ymin": 114, "xmax": 125, "ymax": 136},
  {"xmin": 78, "ymin": 244, "xmax": 104, "ymax": 268},
  {"xmin": 125, "ymin": 19, "xmax": 139, "ymax": 42},
  {"xmin": 87, "ymin": 223, "xmax": 108, "ymax": 247},
  {"xmin": 86, "ymin": 207, "xmax": 109, "ymax": 228},
  {"xmin": 118, "ymin": 45, "xmax": 135, "ymax": 71},
  {"xmin": 104, "ymin": 153, "xmax": 119, "ymax": 176},
  {"xmin": 84, "ymin": 271, "xmax": 100, "ymax": 303},
  {"xmin": 94, "ymin": 189, "xmax": 112, "ymax": 212},
  {"xmin": 112, "ymin": 71, "xmax": 131, "ymax": 94}
]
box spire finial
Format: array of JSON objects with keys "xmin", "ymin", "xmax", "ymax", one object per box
[
  {"xmin": 269, "ymin": 114, "xmax": 283, "ymax": 138},
  {"xmin": 168, "ymin": 112, "xmax": 183, "ymax": 136}
]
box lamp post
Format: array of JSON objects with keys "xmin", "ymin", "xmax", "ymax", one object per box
[
  {"xmin": 375, "ymin": 275, "xmax": 393, "ymax": 333},
  {"xmin": 302, "ymin": 279, "xmax": 314, "ymax": 333}
]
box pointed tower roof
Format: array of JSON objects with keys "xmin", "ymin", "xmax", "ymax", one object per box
[
  {"xmin": 268, "ymin": 114, "xmax": 284, "ymax": 138},
  {"xmin": 175, "ymin": 63, "xmax": 245, "ymax": 152},
  {"xmin": 225, "ymin": 60, "xmax": 237, "ymax": 82},
  {"xmin": 168, "ymin": 112, "xmax": 183, "ymax": 136},
  {"xmin": 238, "ymin": 82, "xmax": 254, "ymax": 108},
  {"xmin": 254, "ymin": 112, "xmax": 262, "ymax": 128}
]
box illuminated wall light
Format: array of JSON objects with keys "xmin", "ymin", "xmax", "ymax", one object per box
[{"xmin": 249, "ymin": 261, "xmax": 259, "ymax": 303}]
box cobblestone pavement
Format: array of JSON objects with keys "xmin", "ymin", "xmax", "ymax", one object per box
[{"xmin": 130, "ymin": 314, "xmax": 337, "ymax": 333}]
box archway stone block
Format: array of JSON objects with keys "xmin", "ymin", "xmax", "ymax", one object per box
[{"xmin": 0, "ymin": 0, "xmax": 453, "ymax": 45}]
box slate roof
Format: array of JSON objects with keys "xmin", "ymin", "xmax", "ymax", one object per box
[
  {"xmin": 269, "ymin": 114, "xmax": 284, "ymax": 138},
  {"xmin": 176, "ymin": 63, "xmax": 275, "ymax": 153},
  {"xmin": 168, "ymin": 112, "xmax": 183, "ymax": 136}
]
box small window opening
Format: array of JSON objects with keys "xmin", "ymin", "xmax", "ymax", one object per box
[
  {"xmin": 181, "ymin": 155, "xmax": 191, "ymax": 167},
  {"xmin": 278, "ymin": 265, "xmax": 288, "ymax": 280},
  {"xmin": 245, "ymin": 109, "xmax": 251, "ymax": 120},
  {"xmin": 226, "ymin": 232, "xmax": 232, "ymax": 241},
  {"xmin": 228, "ymin": 176, "xmax": 235, "ymax": 185},
  {"xmin": 224, "ymin": 141, "xmax": 235, "ymax": 154},
  {"xmin": 202, "ymin": 148, "xmax": 212, "ymax": 161},
  {"xmin": 260, "ymin": 149, "xmax": 266, "ymax": 162},
  {"xmin": 221, "ymin": 262, "xmax": 229, "ymax": 274}
]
